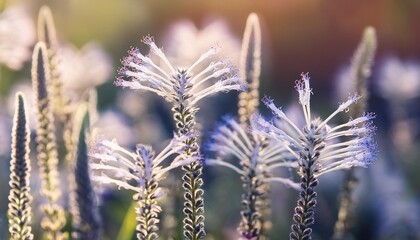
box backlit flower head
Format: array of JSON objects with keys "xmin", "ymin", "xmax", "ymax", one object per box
[
  {"xmin": 252, "ymin": 73, "xmax": 377, "ymax": 177},
  {"xmin": 116, "ymin": 36, "xmax": 246, "ymax": 108},
  {"xmin": 207, "ymin": 116, "xmax": 299, "ymax": 189},
  {"xmin": 90, "ymin": 133, "xmax": 199, "ymax": 198}
]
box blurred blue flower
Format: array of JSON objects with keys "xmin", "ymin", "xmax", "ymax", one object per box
[{"xmin": 207, "ymin": 116, "xmax": 299, "ymax": 189}]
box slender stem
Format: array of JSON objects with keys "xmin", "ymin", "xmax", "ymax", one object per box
[
  {"xmin": 238, "ymin": 168, "xmax": 261, "ymax": 239},
  {"xmin": 172, "ymin": 101, "xmax": 205, "ymax": 240},
  {"xmin": 135, "ymin": 186, "xmax": 160, "ymax": 240},
  {"xmin": 290, "ymin": 156, "xmax": 318, "ymax": 240},
  {"xmin": 332, "ymin": 168, "xmax": 358, "ymax": 239},
  {"xmin": 290, "ymin": 124, "xmax": 323, "ymax": 240}
]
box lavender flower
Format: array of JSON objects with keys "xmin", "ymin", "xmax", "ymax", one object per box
[
  {"xmin": 117, "ymin": 35, "xmax": 245, "ymax": 239},
  {"xmin": 90, "ymin": 134, "xmax": 199, "ymax": 240},
  {"xmin": 252, "ymin": 73, "xmax": 377, "ymax": 239}
]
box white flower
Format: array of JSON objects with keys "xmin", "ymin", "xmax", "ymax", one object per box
[
  {"xmin": 163, "ymin": 19, "xmax": 241, "ymax": 68},
  {"xmin": 207, "ymin": 116, "xmax": 300, "ymax": 189},
  {"xmin": 89, "ymin": 134, "xmax": 198, "ymax": 199},
  {"xmin": 377, "ymin": 57, "xmax": 420, "ymax": 101},
  {"xmin": 0, "ymin": 5, "xmax": 35, "ymax": 70},
  {"xmin": 252, "ymin": 73, "xmax": 377, "ymax": 177},
  {"xmin": 58, "ymin": 42, "xmax": 112, "ymax": 98},
  {"xmin": 116, "ymin": 36, "xmax": 246, "ymax": 108}
]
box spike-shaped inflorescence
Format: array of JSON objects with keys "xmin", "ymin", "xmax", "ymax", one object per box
[
  {"xmin": 8, "ymin": 93, "xmax": 33, "ymax": 240},
  {"xmin": 333, "ymin": 26, "xmax": 377, "ymax": 239},
  {"xmin": 238, "ymin": 13, "xmax": 262, "ymax": 127},
  {"xmin": 237, "ymin": 13, "xmax": 275, "ymax": 239},
  {"xmin": 31, "ymin": 42, "xmax": 67, "ymax": 240},
  {"xmin": 70, "ymin": 104, "xmax": 101, "ymax": 240},
  {"xmin": 37, "ymin": 5, "xmax": 67, "ymax": 118},
  {"xmin": 252, "ymin": 73, "xmax": 377, "ymax": 239},
  {"xmin": 207, "ymin": 13, "xmax": 283, "ymax": 239},
  {"xmin": 90, "ymin": 134, "xmax": 199, "ymax": 240},
  {"xmin": 117, "ymin": 36, "xmax": 245, "ymax": 239},
  {"xmin": 207, "ymin": 117, "xmax": 299, "ymax": 239}
]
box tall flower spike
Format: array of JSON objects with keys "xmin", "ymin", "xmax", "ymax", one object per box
[
  {"xmin": 37, "ymin": 6, "xmax": 67, "ymax": 118},
  {"xmin": 333, "ymin": 26, "xmax": 377, "ymax": 240},
  {"xmin": 90, "ymin": 134, "xmax": 199, "ymax": 240},
  {"xmin": 235, "ymin": 13, "xmax": 277, "ymax": 238},
  {"xmin": 117, "ymin": 36, "xmax": 246, "ymax": 240},
  {"xmin": 252, "ymin": 73, "xmax": 377, "ymax": 240},
  {"xmin": 8, "ymin": 92, "xmax": 33, "ymax": 240},
  {"xmin": 70, "ymin": 104, "xmax": 101, "ymax": 240},
  {"xmin": 207, "ymin": 116, "xmax": 299, "ymax": 239},
  {"xmin": 31, "ymin": 42, "xmax": 68, "ymax": 240},
  {"xmin": 238, "ymin": 13, "xmax": 262, "ymax": 126}
]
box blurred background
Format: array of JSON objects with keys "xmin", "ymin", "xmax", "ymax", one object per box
[{"xmin": 0, "ymin": 0, "xmax": 420, "ymax": 239}]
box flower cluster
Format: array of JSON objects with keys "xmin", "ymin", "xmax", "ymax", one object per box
[
  {"xmin": 90, "ymin": 134, "xmax": 197, "ymax": 197},
  {"xmin": 116, "ymin": 35, "xmax": 246, "ymax": 239},
  {"xmin": 116, "ymin": 36, "xmax": 245, "ymax": 108},
  {"xmin": 90, "ymin": 134, "xmax": 199, "ymax": 239},
  {"xmin": 207, "ymin": 116, "xmax": 299, "ymax": 239},
  {"xmin": 252, "ymin": 73, "xmax": 377, "ymax": 239},
  {"xmin": 207, "ymin": 116, "xmax": 299, "ymax": 189},
  {"xmin": 253, "ymin": 74, "xmax": 377, "ymax": 177}
]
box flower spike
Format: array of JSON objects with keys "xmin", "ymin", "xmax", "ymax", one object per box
[
  {"xmin": 90, "ymin": 134, "xmax": 199, "ymax": 240},
  {"xmin": 8, "ymin": 93, "xmax": 33, "ymax": 240},
  {"xmin": 207, "ymin": 116, "xmax": 299, "ymax": 239},
  {"xmin": 252, "ymin": 74, "xmax": 377, "ymax": 240},
  {"xmin": 117, "ymin": 36, "xmax": 246, "ymax": 239}
]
